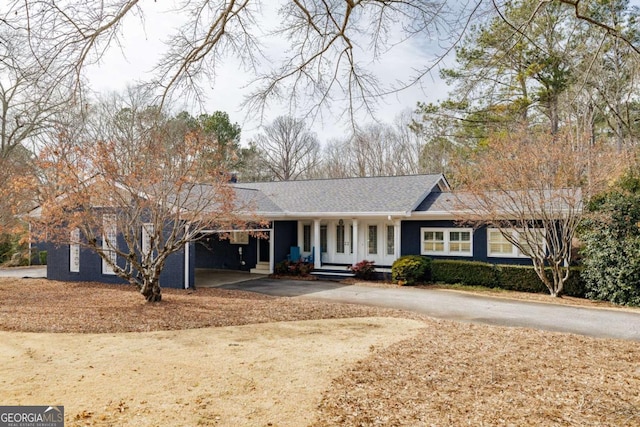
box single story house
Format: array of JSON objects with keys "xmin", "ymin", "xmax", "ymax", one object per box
[{"xmin": 43, "ymin": 174, "xmax": 537, "ymax": 288}]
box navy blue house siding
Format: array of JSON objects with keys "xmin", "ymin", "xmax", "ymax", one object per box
[
  {"xmin": 46, "ymin": 241, "xmax": 127, "ymax": 284},
  {"xmin": 194, "ymin": 234, "xmax": 256, "ymax": 271},
  {"xmin": 46, "ymin": 241, "xmax": 190, "ymax": 289},
  {"xmin": 401, "ymin": 220, "xmax": 532, "ymax": 266},
  {"xmin": 273, "ymin": 221, "xmax": 297, "ymax": 264}
]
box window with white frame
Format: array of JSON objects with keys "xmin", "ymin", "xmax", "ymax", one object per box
[
  {"xmin": 70, "ymin": 228, "xmax": 80, "ymax": 273},
  {"xmin": 449, "ymin": 230, "xmax": 472, "ymax": 254},
  {"xmin": 368, "ymin": 225, "xmax": 378, "ymax": 254},
  {"xmin": 421, "ymin": 228, "xmax": 473, "ymax": 256},
  {"xmin": 102, "ymin": 214, "xmax": 117, "ymax": 275},
  {"xmin": 488, "ymin": 230, "xmax": 512, "ymax": 256},
  {"xmin": 349, "ymin": 225, "xmax": 354, "ymax": 254},
  {"xmin": 487, "ymin": 228, "xmax": 545, "ymax": 258},
  {"xmin": 386, "ymin": 225, "xmax": 394, "ymax": 255},
  {"xmin": 336, "ymin": 221, "xmax": 345, "ymax": 253},
  {"xmin": 320, "ymin": 225, "xmax": 327, "ymax": 253},
  {"xmin": 303, "ymin": 224, "xmax": 311, "ymax": 252}
]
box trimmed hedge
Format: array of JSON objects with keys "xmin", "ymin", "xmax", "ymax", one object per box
[
  {"xmin": 432, "ymin": 260, "xmax": 497, "ymax": 288},
  {"xmin": 391, "ymin": 255, "xmax": 431, "ymax": 285},
  {"xmin": 496, "ymin": 265, "xmax": 546, "ymax": 293},
  {"xmin": 431, "ymin": 259, "xmax": 586, "ymax": 297}
]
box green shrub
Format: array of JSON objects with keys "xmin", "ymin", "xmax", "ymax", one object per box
[
  {"xmin": 348, "ymin": 260, "xmax": 376, "ymax": 280},
  {"xmin": 0, "ymin": 235, "xmax": 12, "ymax": 264},
  {"xmin": 38, "ymin": 250, "xmax": 48, "ymax": 266},
  {"xmin": 392, "ymin": 255, "xmax": 431, "ymax": 285},
  {"xmin": 431, "ymin": 259, "xmax": 586, "ymax": 297},
  {"xmin": 432, "ymin": 260, "xmax": 497, "ymax": 287},
  {"xmin": 579, "ymin": 174, "xmax": 640, "ymax": 306},
  {"xmin": 495, "ymin": 265, "xmax": 585, "ymax": 297},
  {"xmin": 0, "ymin": 233, "xmax": 28, "ymax": 265},
  {"xmin": 562, "ymin": 268, "xmax": 586, "ymax": 298},
  {"xmin": 496, "ymin": 265, "xmax": 547, "ymax": 293}
]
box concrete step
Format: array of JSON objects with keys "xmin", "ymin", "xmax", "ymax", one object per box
[
  {"xmin": 250, "ymin": 262, "xmax": 271, "ymax": 274},
  {"xmin": 310, "ymin": 269, "xmax": 355, "ymax": 281}
]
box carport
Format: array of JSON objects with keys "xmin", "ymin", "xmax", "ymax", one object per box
[
  {"xmin": 195, "ymin": 268, "xmax": 267, "ymax": 288},
  {"xmin": 193, "ymin": 226, "xmax": 274, "ymax": 277}
]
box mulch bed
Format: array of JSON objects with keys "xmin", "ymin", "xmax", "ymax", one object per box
[
  {"xmin": 2, "ymin": 277, "xmax": 639, "ymax": 426},
  {"xmin": 0, "ymin": 278, "xmax": 404, "ymax": 333},
  {"xmin": 314, "ymin": 321, "xmax": 640, "ymax": 426}
]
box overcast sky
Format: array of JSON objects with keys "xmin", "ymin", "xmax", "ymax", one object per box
[{"xmin": 85, "ymin": 1, "xmax": 453, "ymax": 146}]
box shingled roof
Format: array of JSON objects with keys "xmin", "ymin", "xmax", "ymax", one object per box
[
  {"xmin": 416, "ymin": 188, "xmax": 583, "ymax": 217},
  {"xmin": 234, "ymin": 174, "xmax": 448, "ymax": 217}
]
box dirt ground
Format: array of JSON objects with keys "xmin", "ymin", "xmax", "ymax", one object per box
[{"xmin": 1, "ymin": 278, "xmax": 639, "ymax": 426}]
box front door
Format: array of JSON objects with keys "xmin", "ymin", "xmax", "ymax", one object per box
[
  {"xmin": 367, "ymin": 225, "xmax": 378, "ymax": 260},
  {"xmin": 363, "ymin": 222, "xmax": 396, "ymax": 266},
  {"xmin": 332, "ymin": 220, "xmax": 353, "ymax": 264},
  {"xmin": 257, "ymin": 236, "xmax": 270, "ymax": 263}
]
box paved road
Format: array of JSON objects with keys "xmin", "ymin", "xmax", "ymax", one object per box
[
  {"xmin": 221, "ymin": 278, "xmax": 640, "ymax": 341},
  {"xmin": 0, "ymin": 266, "xmax": 46, "ymax": 278}
]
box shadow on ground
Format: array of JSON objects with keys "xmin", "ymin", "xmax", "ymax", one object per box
[{"xmin": 218, "ymin": 278, "xmax": 351, "ymax": 297}]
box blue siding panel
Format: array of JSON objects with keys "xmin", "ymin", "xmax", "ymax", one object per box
[
  {"xmin": 274, "ymin": 221, "xmax": 297, "ymax": 264},
  {"xmin": 194, "ymin": 234, "xmax": 256, "ymax": 271},
  {"xmin": 45, "ymin": 241, "xmax": 189, "ymax": 289}
]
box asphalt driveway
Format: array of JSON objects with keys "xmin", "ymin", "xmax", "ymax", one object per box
[{"xmin": 221, "ymin": 278, "xmax": 640, "ymax": 341}]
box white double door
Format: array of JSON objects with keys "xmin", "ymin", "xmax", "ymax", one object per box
[{"xmin": 305, "ymin": 219, "xmax": 398, "ymax": 266}]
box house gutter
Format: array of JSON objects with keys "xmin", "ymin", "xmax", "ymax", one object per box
[{"xmin": 239, "ymin": 211, "xmax": 413, "ymax": 220}]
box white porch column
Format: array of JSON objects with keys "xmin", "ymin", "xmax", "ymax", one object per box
[
  {"xmin": 297, "ymin": 221, "xmax": 303, "ymax": 248},
  {"xmin": 269, "ymin": 229, "xmax": 275, "ymax": 274},
  {"xmin": 313, "ymin": 219, "xmax": 321, "ymax": 269},
  {"xmin": 394, "ymin": 220, "xmax": 401, "ymax": 260},
  {"xmin": 184, "ymin": 224, "xmax": 190, "ymax": 289},
  {"xmin": 352, "ymin": 219, "xmax": 359, "ymax": 266}
]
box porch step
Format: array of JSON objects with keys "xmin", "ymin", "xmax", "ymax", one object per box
[
  {"xmin": 310, "ymin": 269, "xmax": 355, "ymax": 281},
  {"xmin": 250, "ymin": 262, "xmax": 271, "ymax": 274}
]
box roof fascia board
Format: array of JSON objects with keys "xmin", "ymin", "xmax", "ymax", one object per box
[
  {"xmin": 410, "ymin": 209, "xmax": 580, "ymax": 220},
  {"xmin": 407, "ymin": 174, "xmax": 449, "ymax": 213},
  {"xmin": 242, "ymin": 211, "xmax": 411, "ymax": 220}
]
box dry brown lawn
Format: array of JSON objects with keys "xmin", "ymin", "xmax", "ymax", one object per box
[{"xmin": 1, "ymin": 277, "xmax": 639, "ymax": 426}]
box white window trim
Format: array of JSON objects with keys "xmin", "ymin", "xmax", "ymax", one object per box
[
  {"xmin": 102, "ymin": 214, "xmax": 117, "ymax": 275},
  {"xmin": 420, "ymin": 227, "xmax": 473, "ymax": 257},
  {"xmin": 386, "ymin": 225, "xmax": 395, "ymax": 256},
  {"xmin": 487, "ymin": 228, "xmax": 545, "ymax": 259},
  {"xmin": 70, "ymin": 228, "xmax": 80, "ymax": 273},
  {"xmin": 302, "ymin": 224, "xmax": 311, "ymax": 253}
]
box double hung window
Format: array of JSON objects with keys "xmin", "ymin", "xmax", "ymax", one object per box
[{"xmin": 421, "ymin": 228, "xmax": 473, "ymax": 256}]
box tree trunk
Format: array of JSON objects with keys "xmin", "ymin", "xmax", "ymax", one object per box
[
  {"xmin": 140, "ymin": 279, "xmax": 162, "ymax": 302},
  {"xmin": 532, "ymin": 259, "xmax": 563, "ymax": 297}
]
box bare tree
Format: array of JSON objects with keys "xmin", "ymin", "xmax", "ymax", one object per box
[
  {"xmin": 0, "ymin": 25, "xmax": 75, "ymax": 234},
  {"xmin": 391, "ymin": 110, "xmax": 426, "ymax": 175},
  {"xmin": 5, "ymin": 1, "xmax": 640, "ymax": 126},
  {"xmin": 452, "ymin": 127, "xmax": 627, "ymax": 297},
  {"xmin": 1, "ymin": 1, "xmax": 464, "ymax": 121},
  {"xmin": 314, "ymin": 111, "xmax": 437, "ymax": 179},
  {"xmin": 317, "ymin": 138, "xmax": 352, "ymax": 179},
  {"xmin": 253, "ymin": 116, "xmax": 320, "ymax": 181},
  {"xmin": 31, "ymin": 93, "xmax": 261, "ymax": 302}
]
